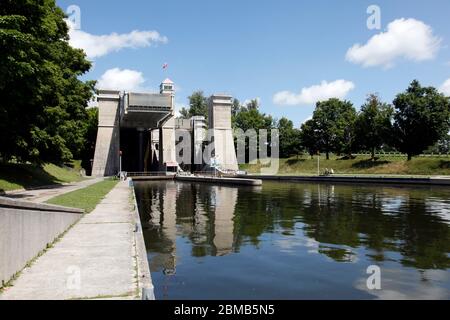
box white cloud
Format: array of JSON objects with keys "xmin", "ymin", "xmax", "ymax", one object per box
[
  {"xmin": 66, "ymin": 20, "xmax": 168, "ymax": 59},
  {"xmin": 97, "ymin": 68, "xmax": 146, "ymax": 91},
  {"xmin": 440, "ymin": 78, "xmax": 450, "ymax": 96},
  {"xmin": 346, "ymin": 18, "xmax": 441, "ymax": 68},
  {"xmin": 273, "ymin": 80, "xmax": 355, "ymax": 106}
]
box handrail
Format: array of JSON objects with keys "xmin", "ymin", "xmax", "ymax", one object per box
[{"xmin": 126, "ymin": 172, "xmax": 170, "ymax": 177}]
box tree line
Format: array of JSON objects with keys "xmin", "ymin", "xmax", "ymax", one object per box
[
  {"xmin": 181, "ymin": 81, "xmax": 450, "ymax": 161},
  {"xmin": 301, "ymin": 80, "xmax": 449, "ymax": 160}
]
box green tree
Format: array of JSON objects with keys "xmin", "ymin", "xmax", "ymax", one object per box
[
  {"xmin": 437, "ymin": 134, "xmax": 450, "ymax": 154},
  {"xmin": 277, "ymin": 117, "xmax": 301, "ymax": 158},
  {"xmin": 0, "ymin": 0, "xmax": 94, "ymax": 164},
  {"xmin": 233, "ymin": 108, "xmax": 275, "ymax": 162},
  {"xmin": 231, "ymin": 98, "xmax": 241, "ymax": 117},
  {"xmin": 245, "ymin": 99, "xmax": 259, "ymax": 111},
  {"xmin": 80, "ymin": 107, "xmax": 99, "ymax": 175},
  {"xmin": 310, "ymin": 98, "xmax": 357, "ymax": 159},
  {"xmin": 180, "ymin": 91, "xmax": 208, "ymax": 119},
  {"xmin": 355, "ymin": 94, "xmax": 394, "ymax": 160},
  {"xmin": 392, "ymin": 80, "xmax": 450, "ymax": 160},
  {"xmin": 233, "ymin": 108, "xmax": 274, "ymax": 132},
  {"xmin": 300, "ymin": 119, "xmax": 319, "ymax": 159}
]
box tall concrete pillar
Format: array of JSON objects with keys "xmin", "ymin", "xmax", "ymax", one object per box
[
  {"xmin": 159, "ymin": 118, "xmax": 177, "ymax": 171},
  {"xmin": 208, "ymin": 94, "xmax": 238, "ymax": 171},
  {"xmin": 92, "ymin": 90, "xmax": 121, "ymax": 177},
  {"xmin": 192, "ymin": 116, "xmax": 207, "ymax": 171},
  {"xmin": 150, "ymin": 129, "xmax": 160, "ymax": 169}
]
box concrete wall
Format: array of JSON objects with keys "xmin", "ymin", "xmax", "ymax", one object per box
[
  {"xmin": 0, "ymin": 197, "xmax": 83, "ymax": 286},
  {"xmin": 92, "ymin": 91, "xmax": 121, "ymax": 177}
]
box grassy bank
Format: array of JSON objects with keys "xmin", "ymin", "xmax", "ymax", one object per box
[
  {"xmin": 0, "ymin": 162, "xmax": 84, "ymax": 192},
  {"xmin": 46, "ymin": 179, "xmax": 118, "ymax": 213},
  {"xmin": 240, "ymin": 155, "xmax": 450, "ymax": 176}
]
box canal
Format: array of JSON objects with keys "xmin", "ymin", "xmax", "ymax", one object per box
[{"xmin": 134, "ymin": 181, "xmax": 450, "ymax": 300}]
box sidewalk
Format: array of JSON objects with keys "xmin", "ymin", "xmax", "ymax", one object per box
[
  {"xmin": 0, "ymin": 180, "xmax": 150, "ymax": 300},
  {"xmin": 4, "ymin": 177, "xmax": 104, "ymax": 203}
]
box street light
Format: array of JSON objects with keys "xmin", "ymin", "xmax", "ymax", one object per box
[
  {"xmin": 317, "ymin": 150, "xmax": 320, "ymax": 176},
  {"xmin": 119, "ymin": 150, "xmax": 122, "ymax": 176}
]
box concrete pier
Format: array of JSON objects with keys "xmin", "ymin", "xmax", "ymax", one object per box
[{"xmin": 0, "ymin": 181, "xmax": 153, "ymax": 300}]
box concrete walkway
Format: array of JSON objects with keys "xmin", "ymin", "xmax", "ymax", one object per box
[
  {"xmin": 0, "ymin": 180, "xmax": 149, "ymax": 300},
  {"xmin": 4, "ymin": 178, "xmax": 104, "ymax": 203}
]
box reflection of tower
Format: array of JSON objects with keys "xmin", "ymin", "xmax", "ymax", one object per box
[
  {"xmin": 211, "ymin": 186, "xmax": 238, "ymax": 256},
  {"xmin": 192, "ymin": 186, "xmax": 209, "ymax": 246},
  {"xmin": 162, "ymin": 182, "xmax": 178, "ymax": 273},
  {"xmin": 147, "ymin": 182, "xmax": 178, "ymax": 274}
]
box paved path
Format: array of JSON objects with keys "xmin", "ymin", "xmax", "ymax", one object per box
[
  {"xmin": 4, "ymin": 178, "xmax": 104, "ymax": 203},
  {"xmin": 0, "ymin": 181, "xmax": 144, "ymax": 300}
]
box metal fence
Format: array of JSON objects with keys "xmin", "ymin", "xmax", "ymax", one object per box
[
  {"xmin": 125, "ymin": 172, "xmax": 171, "ymax": 177},
  {"xmin": 353, "ymin": 152, "xmax": 450, "ymax": 158}
]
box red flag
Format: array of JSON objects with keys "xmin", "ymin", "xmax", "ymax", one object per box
[{"xmin": 162, "ymin": 63, "xmax": 168, "ymax": 70}]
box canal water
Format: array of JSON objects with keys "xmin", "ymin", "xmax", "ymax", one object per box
[{"xmin": 134, "ymin": 181, "xmax": 450, "ymax": 300}]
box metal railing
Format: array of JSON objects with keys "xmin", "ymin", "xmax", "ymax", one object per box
[
  {"xmin": 193, "ymin": 171, "xmax": 238, "ymax": 177},
  {"xmin": 352, "ymin": 152, "xmax": 450, "ymax": 158},
  {"xmin": 126, "ymin": 172, "xmax": 172, "ymax": 177}
]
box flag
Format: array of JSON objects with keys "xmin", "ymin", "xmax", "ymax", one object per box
[{"xmin": 162, "ymin": 63, "xmax": 168, "ymax": 70}]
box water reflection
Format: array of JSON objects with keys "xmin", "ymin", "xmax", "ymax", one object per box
[
  {"xmin": 134, "ymin": 181, "xmax": 450, "ymax": 299},
  {"xmin": 137, "ymin": 182, "xmax": 241, "ymax": 271}
]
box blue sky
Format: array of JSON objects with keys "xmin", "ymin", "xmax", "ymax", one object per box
[{"xmin": 57, "ymin": 0, "xmax": 450, "ymax": 126}]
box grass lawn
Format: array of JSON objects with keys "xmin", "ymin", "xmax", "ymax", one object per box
[
  {"xmin": 240, "ymin": 155, "xmax": 450, "ymax": 176},
  {"xmin": 46, "ymin": 179, "xmax": 119, "ymax": 213},
  {"xmin": 0, "ymin": 161, "xmax": 84, "ymax": 192}
]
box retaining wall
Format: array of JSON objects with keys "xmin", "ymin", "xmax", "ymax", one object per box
[{"xmin": 0, "ymin": 197, "xmax": 83, "ymax": 286}]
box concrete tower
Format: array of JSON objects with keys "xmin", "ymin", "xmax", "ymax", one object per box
[
  {"xmin": 160, "ymin": 78, "xmax": 174, "ymax": 94},
  {"xmin": 92, "ymin": 79, "xmax": 176, "ymax": 176},
  {"xmin": 208, "ymin": 94, "xmax": 239, "ymax": 171},
  {"xmin": 159, "ymin": 79, "xmax": 178, "ymax": 171},
  {"xmin": 91, "ymin": 90, "xmax": 121, "ymax": 177}
]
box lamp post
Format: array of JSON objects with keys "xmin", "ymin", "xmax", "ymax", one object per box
[
  {"xmin": 317, "ymin": 151, "xmax": 320, "ymax": 176},
  {"xmin": 119, "ymin": 150, "xmax": 122, "ymax": 176}
]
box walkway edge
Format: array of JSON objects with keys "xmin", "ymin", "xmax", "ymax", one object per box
[
  {"xmin": 242, "ymin": 175, "xmax": 450, "ymax": 186},
  {"xmin": 130, "ymin": 179, "xmax": 155, "ymax": 300}
]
